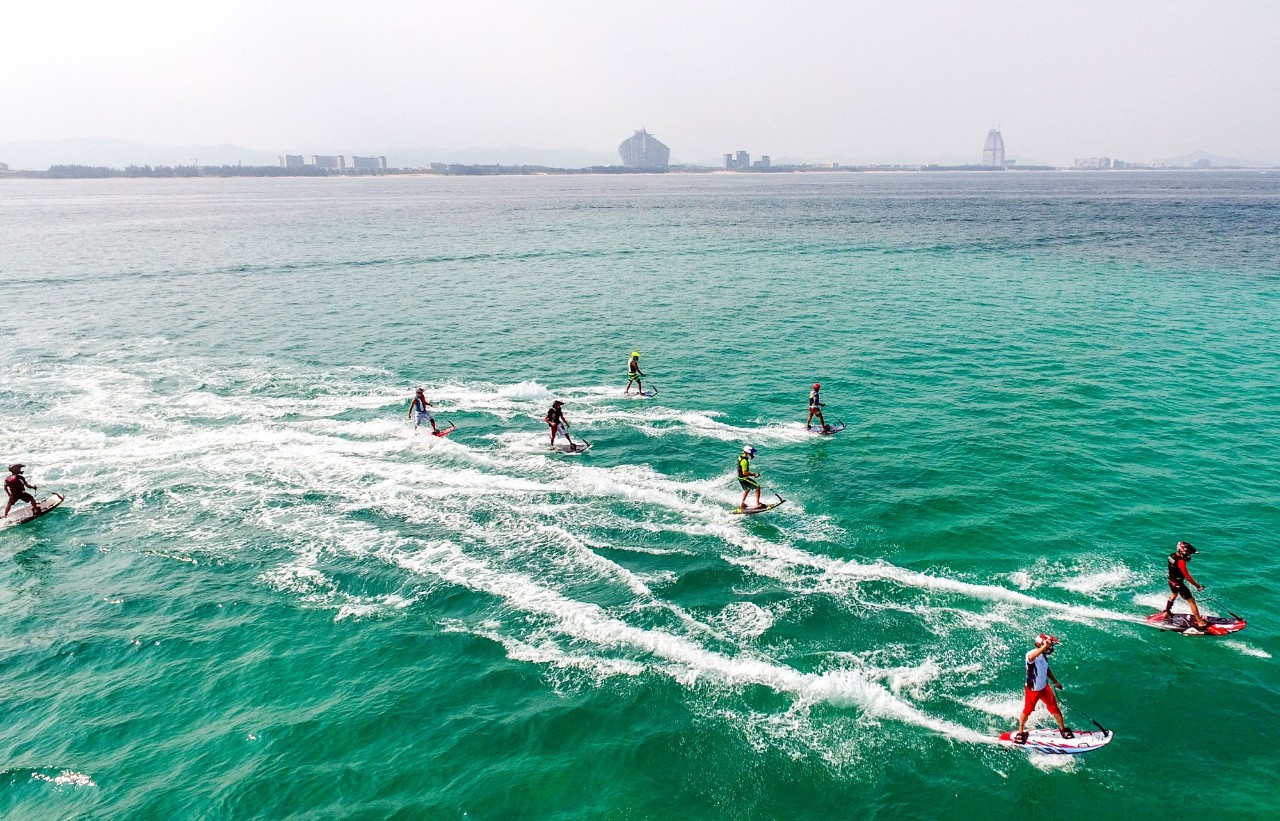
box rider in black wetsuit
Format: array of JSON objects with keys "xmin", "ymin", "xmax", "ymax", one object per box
[
  {"xmin": 1163, "ymin": 541, "xmax": 1209, "ymax": 629},
  {"xmin": 544, "ymin": 400, "xmax": 577, "ymax": 450}
]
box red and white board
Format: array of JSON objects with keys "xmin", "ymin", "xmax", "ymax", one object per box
[
  {"xmin": 1146, "ymin": 612, "xmax": 1246, "ymax": 636},
  {"xmin": 998, "ymin": 728, "xmax": 1113, "ymax": 754}
]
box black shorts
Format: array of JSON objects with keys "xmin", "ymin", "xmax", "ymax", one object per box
[
  {"xmin": 1168, "ymin": 579, "xmax": 1193, "ymax": 599},
  {"xmin": 9, "ymin": 492, "xmax": 35, "ymax": 505},
  {"xmin": 738, "ymin": 478, "xmax": 759, "ymax": 490}
]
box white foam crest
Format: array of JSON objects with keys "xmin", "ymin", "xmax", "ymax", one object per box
[
  {"xmin": 1028, "ymin": 753, "xmax": 1079, "ymax": 772},
  {"xmin": 964, "ymin": 694, "xmax": 1026, "ymax": 722},
  {"xmin": 251, "ymin": 477, "xmax": 717, "ymax": 642},
  {"xmin": 301, "ymin": 418, "xmax": 410, "ymax": 439},
  {"xmin": 1053, "ymin": 563, "xmax": 1140, "ymax": 596},
  {"xmin": 260, "ymin": 559, "xmax": 333, "ymax": 599},
  {"xmin": 560, "ymin": 464, "xmax": 720, "ymax": 518},
  {"xmin": 29, "ymin": 361, "xmax": 401, "ymax": 426},
  {"xmin": 31, "ymin": 770, "xmax": 97, "ymax": 788},
  {"xmin": 876, "ymin": 659, "xmax": 943, "ymax": 699},
  {"xmin": 462, "ymin": 627, "xmax": 649, "ymax": 679},
  {"xmin": 701, "ymin": 524, "xmax": 1142, "ymax": 625},
  {"xmin": 424, "ymin": 381, "xmax": 556, "ymax": 418},
  {"xmin": 532, "ymin": 522, "xmax": 653, "ymax": 598},
  {"xmin": 497, "ymin": 380, "xmax": 555, "ymax": 401},
  {"xmin": 1132, "ymin": 592, "xmax": 1172, "ymax": 610},
  {"xmin": 671, "ymin": 412, "xmax": 812, "ymax": 444},
  {"xmin": 334, "ymin": 593, "xmax": 419, "ymax": 622},
  {"xmin": 1222, "ymin": 640, "xmax": 1271, "ymax": 659},
  {"xmin": 1008, "ymin": 570, "xmax": 1036, "ymax": 591},
  {"xmin": 381, "ymin": 539, "xmax": 992, "ymax": 744},
  {"xmin": 170, "ymin": 388, "xmax": 402, "ymax": 421},
  {"xmin": 27, "ymin": 421, "xmax": 414, "ymax": 487},
  {"xmin": 713, "ymin": 602, "xmax": 775, "ymax": 639}
]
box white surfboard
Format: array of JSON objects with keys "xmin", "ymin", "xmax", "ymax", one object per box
[
  {"xmin": 998, "ymin": 728, "xmax": 1113, "ymax": 754},
  {"xmin": 551, "ymin": 441, "xmax": 592, "ymax": 454}
]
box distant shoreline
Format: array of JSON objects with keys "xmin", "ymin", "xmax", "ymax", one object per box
[{"xmin": 2, "ymin": 163, "xmax": 1275, "ymax": 180}]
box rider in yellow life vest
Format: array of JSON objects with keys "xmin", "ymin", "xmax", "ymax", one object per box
[
  {"xmin": 624, "ymin": 351, "xmax": 645, "ymax": 395},
  {"xmin": 737, "ymin": 446, "xmax": 761, "ymax": 510}
]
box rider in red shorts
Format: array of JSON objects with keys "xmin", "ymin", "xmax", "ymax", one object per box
[{"xmin": 1014, "ymin": 633, "xmax": 1073, "ymax": 743}]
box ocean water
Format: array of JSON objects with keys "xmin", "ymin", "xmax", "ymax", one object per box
[{"xmin": 1, "ymin": 171, "xmax": 1278, "ymax": 818}]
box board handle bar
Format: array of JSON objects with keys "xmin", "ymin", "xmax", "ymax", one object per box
[
  {"xmin": 1059, "ymin": 696, "xmax": 1108, "ymax": 733},
  {"xmin": 1200, "ymin": 592, "xmax": 1241, "ymax": 620}
]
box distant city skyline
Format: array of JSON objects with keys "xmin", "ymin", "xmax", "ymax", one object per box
[
  {"xmin": 2, "ymin": 132, "xmax": 1277, "ymax": 174},
  {"xmin": 4, "ymin": 1, "xmax": 1278, "ymax": 168}
]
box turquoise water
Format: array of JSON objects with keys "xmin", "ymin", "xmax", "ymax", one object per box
[{"xmin": 2, "ymin": 172, "xmax": 1278, "ymax": 818}]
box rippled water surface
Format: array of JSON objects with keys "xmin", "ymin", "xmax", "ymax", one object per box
[{"xmin": 2, "ymin": 172, "xmax": 1278, "ymax": 818}]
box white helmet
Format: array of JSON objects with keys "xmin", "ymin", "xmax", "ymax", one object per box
[{"xmin": 742, "ymin": 445, "xmax": 757, "ymax": 456}]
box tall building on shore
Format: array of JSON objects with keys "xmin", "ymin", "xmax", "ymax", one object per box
[
  {"xmin": 982, "ymin": 129, "xmax": 1006, "ymax": 167},
  {"xmin": 618, "ymin": 129, "xmax": 670, "ymax": 169},
  {"xmin": 279, "ymin": 154, "xmax": 305, "ymax": 169},
  {"xmin": 352, "ymin": 156, "xmax": 388, "ymax": 171}
]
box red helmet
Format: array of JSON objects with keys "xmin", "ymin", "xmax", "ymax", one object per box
[
  {"xmin": 812, "ymin": 383, "xmax": 821, "ymax": 390},
  {"xmin": 1035, "ymin": 634, "xmax": 1061, "ymax": 647}
]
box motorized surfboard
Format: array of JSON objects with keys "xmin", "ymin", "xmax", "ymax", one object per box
[
  {"xmin": 997, "ymin": 728, "xmax": 1113, "ymax": 754},
  {"xmin": 552, "ymin": 441, "xmax": 593, "ymax": 454},
  {"xmin": 1145, "ymin": 612, "xmax": 1246, "ymax": 636},
  {"xmin": 3, "ymin": 494, "xmax": 64, "ymax": 526},
  {"xmin": 730, "ymin": 494, "xmax": 787, "ymax": 516}
]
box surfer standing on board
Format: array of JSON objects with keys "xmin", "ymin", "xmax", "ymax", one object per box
[
  {"xmin": 408, "ymin": 387, "xmax": 439, "ymax": 434},
  {"xmin": 544, "ymin": 400, "xmax": 577, "ymax": 450},
  {"xmin": 1161, "ymin": 541, "xmax": 1210, "ymax": 630},
  {"xmin": 736, "ymin": 446, "xmax": 761, "ymax": 511},
  {"xmin": 807, "ymin": 383, "xmax": 831, "ymax": 433},
  {"xmin": 3, "ymin": 464, "xmax": 41, "ymax": 518},
  {"xmin": 1014, "ymin": 634, "xmax": 1073, "ymax": 744},
  {"xmin": 624, "ymin": 352, "xmax": 645, "ymax": 395}
]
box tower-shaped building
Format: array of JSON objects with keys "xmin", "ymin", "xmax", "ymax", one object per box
[
  {"xmin": 982, "ymin": 129, "xmax": 1006, "ymax": 167},
  {"xmin": 619, "ymin": 129, "xmax": 670, "ymax": 170}
]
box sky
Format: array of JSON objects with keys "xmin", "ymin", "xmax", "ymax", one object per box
[{"xmin": 4, "ymin": 0, "xmax": 1279, "ymax": 165}]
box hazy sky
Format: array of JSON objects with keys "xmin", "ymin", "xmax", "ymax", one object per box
[{"xmin": 5, "ymin": 0, "xmax": 1279, "ymax": 164}]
